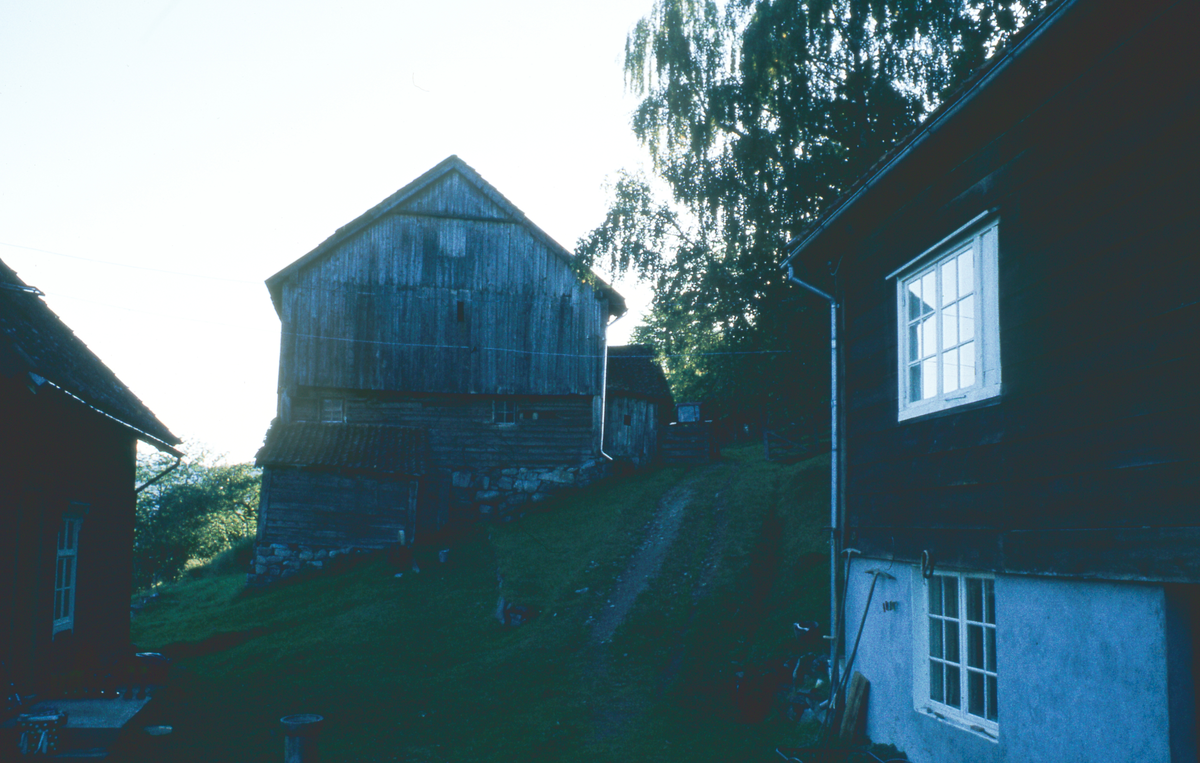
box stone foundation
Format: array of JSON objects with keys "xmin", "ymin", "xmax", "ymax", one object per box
[
  {"xmin": 450, "ymin": 459, "xmax": 608, "ymax": 520},
  {"xmin": 248, "ymin": 459, "xmax": 609, "ymax": 586},
  {"xmin": 246, "ymin": 542, "xmax": 365, "ymax": 586}
]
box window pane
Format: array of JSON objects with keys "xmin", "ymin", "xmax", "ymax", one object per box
[
  {"xmin": 909, "ymin": 364, "xmax": 924, "ymax": 403},
  {"xmin": 921, "ymin": 318, "xmax": 936, "ymax": 359},
  {"xmin": 942, "ymin": 303, "xmax": 958, "ymax": 349},
  {"xmin": 922, "ymin": 272, "xmax": 937, "ymax": 313},
  {"xmin": 945, "ymin": 621, "xmax": 959, "ymax": 662},
  {"xmin": 929, "ymin": 577, "xmax": 943, "ymax": 616},
  {"xmin": 987, "ymin": 675, "xmax": 998, "ymax": 721},
  {"xmin": 943, "ymin": 347, "xmax": 959, "ymax": 393},
  {"xmin": 960, "ymin": 295, "xmax": 975, "ymax": 342},
  {"xmin": 930, "ymin": 619, "xmax": 944, "ymax": 657},
  {"xmin": 958, "ymin": 250, "xmax": 974, "ymax": 297},
  {"xmin": 909, "ymin": 324, "xmax": 920, "ymax": 362},
  {"xmin": 968, "ymin": 671, "xmax": 985, "ymax": 716},
  {"xmin": 908, "ymin": 280, "xmax": 924, "ymax": 321},
  {"xmin": 967, "ymin": 578, "xmax": 983, "ymax": 621},
  {"xmin": 960, "ymin": 342, "xmax": 976, "ymax": 388},
  {"xmin": 946, "ymin": 666, "xmax": 961, "ymax": 708},
  {"xmin": 922, "ymin": 358, "xmax": 937, "ymax": 400},
  {"xmin": 968, "ymin": 624, "xmax": 983, "ymax": 668},
  {"xmin": 942, "ymin": 257, "xmax": 958, "ymax": 304},
  {"xmin": 986, "ymin": 628, "xmax": 996, "ymax": 672},
  {"xmin": 930, "ymin": 662, "xmax": 944, "ymax": 703},
  {"xmin": 944, "ymin": 577, "xmax": 958, "ymax": 618},
  {"xmin": 55, "ymin": 590, "xmax": 63, "ymax": 619},
  {"xmin": 64, "ymin": 558, "xmax": 72, "ymax": 583}
]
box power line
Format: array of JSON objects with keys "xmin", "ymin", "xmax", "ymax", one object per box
[{"xmin": 0, "ymin": 240, "xmax": 262, "ymax": 285}]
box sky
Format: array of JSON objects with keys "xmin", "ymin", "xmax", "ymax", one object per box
[{"xmin": 0, "ymin": 0, "xmax": 657, "ymax": 463}]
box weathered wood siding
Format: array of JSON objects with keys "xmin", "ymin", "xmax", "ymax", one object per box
[
  {"xmin": 259, "ymin": 466, "xmax": 418, "ymax": 549},
  {"xmin": 812, "ymin": 0, "xmax": 1199, "ymax": 581},
  {"xmin": 0, "ymin": 374, "xmax": 138, "ymax": 687},
  {"xmin": 277, "ymin": 170, "xmax": 608, "ymax": 398},
  {"xmin": 604, "ymin": 396, "xmax": 659, "ymax": 464},
  {"xmin": 291, "ymin": 390, "xmax": 598, "ymax": 470}
]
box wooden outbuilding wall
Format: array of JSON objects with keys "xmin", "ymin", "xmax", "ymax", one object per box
[
  {"xmin": 289, "ymin": 390, "xmax": 598, "ymax": 471},
  {"xmin": 275, "ymin": 170, "xmax": 610, "ymax": 399}
]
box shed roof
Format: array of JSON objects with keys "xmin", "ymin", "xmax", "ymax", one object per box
[
  {"xmin": 606, "ymin": 345, "xmax": 673, "ymax": 403},
  {"xmin": 780, "ymin": 0, "xmax": 1150, "ymax": 271},
  {"xmin": 256, "ymin": 422, "xmax": 427, "ymax": 476},
  {"xmin": 266, "ymin": 155, "xmax": 625, "ymax": 317},
  {"xmin": 0, "ymin": 257, "xmax": 180, "ymax": 452}
]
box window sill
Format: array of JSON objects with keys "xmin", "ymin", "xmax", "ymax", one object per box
[
  {"xmin": 918, "ymin": 706, "xmax": 999, "ymax": 743},
  {"xmin": 897, "ymin": 384, "xmax": 1002, "ymax": 423}
]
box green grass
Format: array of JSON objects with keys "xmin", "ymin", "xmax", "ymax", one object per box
[{"xmin": 120, "ymin": 446, "xmax": 831, "ymax": 763}]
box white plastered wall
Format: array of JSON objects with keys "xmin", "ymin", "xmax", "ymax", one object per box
[{"xmin": 840, "ymin": 558, "xmax": 1173, "ymax": 762}]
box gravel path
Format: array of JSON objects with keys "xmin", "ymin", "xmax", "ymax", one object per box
[{"xmin": 588, "ymin": 467, "xmax": 711, "ymax": 645}]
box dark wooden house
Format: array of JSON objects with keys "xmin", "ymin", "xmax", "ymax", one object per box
[
  {"xmin": 603, "ymin": 345, "xmax": 672, "ymax": 467},
  {"xmin": 253, "ymin": 156, "xmax": 624, "ymax": 582},
  {"xmin": 782, "ymin": 0, "xmax": 1198, "ymax": 759},
  {"xmin": 0, "ymin": 258, "xmax": 179, "ymax": 695}
]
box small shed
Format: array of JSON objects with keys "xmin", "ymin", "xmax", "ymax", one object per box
[
  {"xmin": 253, "ymin": 423, "xmax": 431, "ymax": 579},
  {"xmin": 603, "ymin": 345, "xmax": 672, "ymax": 466}
]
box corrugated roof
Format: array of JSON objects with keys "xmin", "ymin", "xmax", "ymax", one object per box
[
  {"xmin": 256, "ymin": 421, "xmax": 427, "ymax": 475},
  {"xmin": 606, "ymin": 345, "xmax": 673, "ymax": 403},
  {"xmin": 0, "ymin": 257, "xmax": 180, "ymax": 451},
  {"xmin": 265, "ymin": 155, "xmax": 626, "ymax": 317}
]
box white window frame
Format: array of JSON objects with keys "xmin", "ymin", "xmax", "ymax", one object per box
[
  {"xmin": 53, "ymin": 516, "xmax": 83, "ymax": 635},
  {"xmin": 894, "ymin": 216, "xmax": 1001, "ymax": 421},
  {"xmin": 912, "ymin": 570, "xmax": 999, "ymax": 739}
]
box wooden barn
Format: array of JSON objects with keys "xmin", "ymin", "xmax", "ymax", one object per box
[
  {"xmin": 252, "ymin": 156, "xmax": 624, "ymax": 583},
  {"xmin": 603, "ymin": 345, "xmax": 672, "ymax": 467},
  {"xmin": 782, "ymin": 0, "xmax": 1198, "ymax": 759},
  {"xmin": 0, "ymin": 258, "xmax": 179, "ymax": 696}
]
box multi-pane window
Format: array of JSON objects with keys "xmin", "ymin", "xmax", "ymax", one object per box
[
  {"xmin": 896, "ymin": 217, "xmax": 1000, "ymax": 420},
  {"xmin": 53, "ymin": 518, "xmax": 81, "ymax": 634},
  {"xmin": 493, "ymin": 399, "xmax": 516, "ymax": 425},
  {"xmin": 320, "ymin": 398, "xmax": 344, "ymax": 423},
  {"xmin": 926, "ymin": 573, "xmax": 998, "ymax": 730}
]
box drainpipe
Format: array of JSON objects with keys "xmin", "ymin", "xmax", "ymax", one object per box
[
  {"xmin": 784, "ymin": 265, "xmax": 844, "ymax": 696},
  {"xmin": 135, "ymin": 455, "xmax": 183, "ymax": 495}
]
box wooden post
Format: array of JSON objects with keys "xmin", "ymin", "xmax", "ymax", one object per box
[
  {"xmin": 838, "ymin": 672, "xmax": 869, "ymax": 744},
  {"xmin": 281, "ymin": 714, "xmax": 324, "ymax": 763}
]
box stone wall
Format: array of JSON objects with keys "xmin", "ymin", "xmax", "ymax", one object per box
[
  {"xmin": 247, "ymin": 459, "xmax": 609, "ymax": 586},
  {"xmin": 450, "ymin": 459, "xmax": 608, "ymax": 520}
]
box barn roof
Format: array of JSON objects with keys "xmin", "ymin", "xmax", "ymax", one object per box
[
  {"xmin": 266, "ymin": 155, "xmax": 625, "ymax": 317},
  {"xmin": 606, "ymin": 345, "xmax": 673, "ymax": 403},
  {"xmin": 256, "ymin": 421, "xmax": 427, "ymax": 476},
  {"xmin": 0, "ymin": 257, "xmax": 180, "ymax": 453}
]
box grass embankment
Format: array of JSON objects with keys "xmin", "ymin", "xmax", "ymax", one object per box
[{"xmin": 121, "ymin": 446, "xmax": 830, "ymax": 762}]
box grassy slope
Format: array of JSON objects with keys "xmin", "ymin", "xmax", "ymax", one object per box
[{"xmin": 122, "ymin": 446, "xmax": 830, "ymax": 762}]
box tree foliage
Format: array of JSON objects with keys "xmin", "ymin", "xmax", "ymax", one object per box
[
  {"xmin": 580, "ymin": 0, "xmax": 1043, "ymax": 431},
  {"xmin": 134, "ymin": 442, "xmax": 260, "ymax": 590}
]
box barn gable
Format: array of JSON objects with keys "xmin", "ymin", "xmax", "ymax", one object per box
[{"xmin": 267, "ymin": 156, "xmax": 623, "ymax": 398}]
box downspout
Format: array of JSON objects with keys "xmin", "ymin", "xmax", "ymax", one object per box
[
  {"xmin": 135, "ymin": 455, "xmax": 183, "ymax": 495},
  {"xmin": 784, "ymin": 265, "xmax": 844, "ymax": 698},
  {"xmin": 598, "ymin": 316, "xmax": 618, "ymax": 462}
]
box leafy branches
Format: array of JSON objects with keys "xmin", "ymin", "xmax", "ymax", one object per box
[
  {"xmin": 134, "ymin": 442, "xmax": 260, "ymax": 590},
  {"xmin": 581, "ymin": 0, "xmax": 1044, "ymax": 430}
]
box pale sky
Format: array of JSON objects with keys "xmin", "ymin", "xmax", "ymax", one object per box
[{"xmin": 0, "ymin": 0, "xmax": 655, "ymax": 462}]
